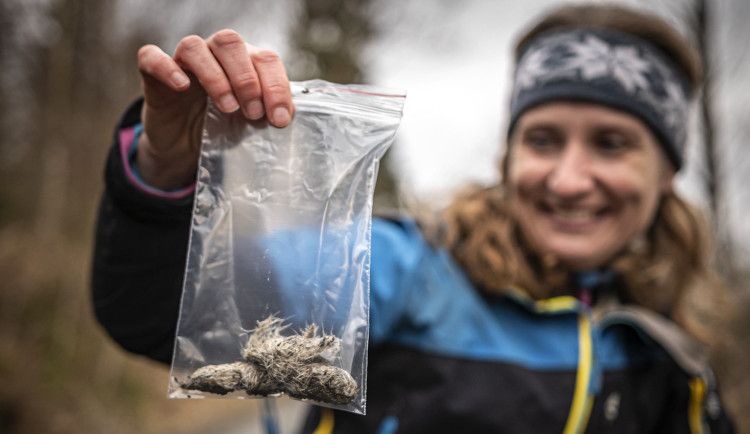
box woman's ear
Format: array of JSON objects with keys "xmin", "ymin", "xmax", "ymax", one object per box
[
  {"xmin": 660, "ymin": 163, "xmax": 675, "ymax": 194},
  {"xmin": 498, "ymin": 151, "xmax": 510, "ymax": 182}
]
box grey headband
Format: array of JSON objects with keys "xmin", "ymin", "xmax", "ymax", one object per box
[{"xmin": 508, "ymin": 28, "xmax": 691, "ymax": 169}]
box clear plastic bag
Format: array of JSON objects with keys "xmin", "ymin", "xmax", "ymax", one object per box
[{"xmin": 168, "ymin": 79, "xmax": 405, "ymax": 414}]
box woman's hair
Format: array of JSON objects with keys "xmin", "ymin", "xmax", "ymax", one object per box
[
  {"xmin": 439, "ymin": 4, "xmax": 725, "ymax": 338},
  {"xmin": 441, "ymin": 185, "xmax": 723, "ymax": 336}
]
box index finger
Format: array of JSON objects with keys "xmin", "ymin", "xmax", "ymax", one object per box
[{"xmin": 248, "ymin": 46, "xmax": 295, "ymax": 128}]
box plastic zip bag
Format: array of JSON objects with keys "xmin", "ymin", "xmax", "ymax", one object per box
[{"xmin": 168, "ymin": 79, "xmax": 406, "ymax": 414}]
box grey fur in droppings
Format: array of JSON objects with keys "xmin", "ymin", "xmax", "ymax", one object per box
[
  {"xmin": 178, "ymin": 361, "xmax": 256, "ymax": 396},
  {"xmin": 178, "ymin": 315, "xmax": 357, "ymax": 405}
]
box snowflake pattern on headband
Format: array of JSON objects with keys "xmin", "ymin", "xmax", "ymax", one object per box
[
  {"xmin": 567, "ymin": 35, "xmax": 651, "ymax": 94},
  {"xmin": 511, "ymin": 30, "xmax": 689, "ymax": 149}
]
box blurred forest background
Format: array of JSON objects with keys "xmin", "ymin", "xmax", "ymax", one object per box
[{"xmin": 1, "ymin": 0, "xmax": 749, "ymax": 433}]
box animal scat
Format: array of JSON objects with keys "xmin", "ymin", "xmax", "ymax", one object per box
[
  {"xmin": 178, "ymin": 314, "xmax": 358, "ymax": 405},
  {"xmin": 286, "ymin": 364, "xmax": 359, "ymax": 405},
  {"xmin": 178, "ymin": 361, "xmax": 249, "ymax": 395}
]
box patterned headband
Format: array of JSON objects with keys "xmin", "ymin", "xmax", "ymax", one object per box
[{"xmin": 508, "ymin": 28, "xmax": 691, "ymax": 169}]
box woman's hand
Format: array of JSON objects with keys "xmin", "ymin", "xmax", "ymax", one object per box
[{"xmin": 135, "ymin": 29, "xmax": 295, "ymax": 190}]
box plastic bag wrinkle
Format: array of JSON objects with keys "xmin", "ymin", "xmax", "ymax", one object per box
[{"xmin": 168, "ymin": 80, "xmax": 405, "ymax": 414}]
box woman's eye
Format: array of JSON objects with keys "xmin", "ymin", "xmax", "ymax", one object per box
[
  {"xmin": 524, "ymin": 134, "xmax": 556, "ymax": 149},
  {"xmin": 596, "ymin": 134, "xmax": 629, "ymax": 151}
]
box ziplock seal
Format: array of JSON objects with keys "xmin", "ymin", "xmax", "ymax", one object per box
[{"xmin": 292, "ymin": 80, "xmax": 406, "ymax": 119}]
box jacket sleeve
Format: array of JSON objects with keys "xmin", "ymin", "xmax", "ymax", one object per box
[{"xmin": 91, "ymin": 98, "xmax": 194, "ymax": 364}]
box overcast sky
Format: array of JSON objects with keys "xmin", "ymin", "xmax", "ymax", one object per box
[{"xmin": 365, "ymin": 1, "xmax": 580, "ymax": 203}]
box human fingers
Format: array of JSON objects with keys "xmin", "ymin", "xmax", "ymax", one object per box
[
  {"xmin": 207, "ymin": 30, "xmax": 266, "ymax": 120},
  {"xmin": 138, "ymin": 44, "xmax": 191, "ymax": 90},
  {"xmin": 248, "ymin": 45, "xmax": 295, "ymax": 128},
  {"xmin": 173, "ymin": 35, "xmax": 241, "ymax": 114},
  {"xmin": 206, "ymin": 30, "xmax": 294, "ymax": 127}
]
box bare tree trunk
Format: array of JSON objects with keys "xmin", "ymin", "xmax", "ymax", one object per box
[
  {"xmin": 34, "ymin": 0, "xmax": 80, "ymax": 246},
  {"xmin": 696, "ymin": 0, "xmax": 719, "ymax": 226},
  {"xmin": 694, "ymin": 0, "xmax": 736, "ymax": 278}
]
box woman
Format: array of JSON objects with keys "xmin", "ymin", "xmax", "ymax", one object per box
[{"xmin": 92, "ymin": 3, "xmax": 735, "ymax": 432}]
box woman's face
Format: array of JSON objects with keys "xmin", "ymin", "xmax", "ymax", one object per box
[{"xmin": 506, "ymin": 101, "xmax": 674, "ymax": 270}]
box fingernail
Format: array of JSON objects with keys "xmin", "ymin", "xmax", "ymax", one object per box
[
  {"xmin": 246, "ymin": 99, "xmax": 264, "ymax": 120},
  {"xmin": 219, "ymin": 93, "xmax": 239, "ymax": 113},
  {"xmin": 272, "ymin": 107, "xmax": 291, "ymax": 126},
  {"xmin": 170, "ymin": 71, "xmax": 189, "ymax": 89}
]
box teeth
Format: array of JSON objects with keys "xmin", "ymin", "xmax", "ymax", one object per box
[{"xmin": 551, "ymin": 208, "xmax": 595, "ymax": 222}]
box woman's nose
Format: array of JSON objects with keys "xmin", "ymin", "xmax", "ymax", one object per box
[{"xmin": 546, "ymin": 143, "xmax": 595, "ymax": 198}]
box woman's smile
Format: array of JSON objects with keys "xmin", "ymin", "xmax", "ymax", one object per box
[{"xmin": 541, "ymin": 203, "xmax": 609, "ymax": 232}]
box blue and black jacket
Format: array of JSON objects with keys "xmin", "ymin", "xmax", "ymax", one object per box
[
  {"xmin": 297, "ymin": 218, "xmax": 732, "ymax": 433},
  {"xmin": 92, "ymin": 100, "xmax": 734, "ymax": 433}
]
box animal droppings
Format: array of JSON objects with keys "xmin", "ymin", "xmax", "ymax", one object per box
[{"xmin": 178, "ymin": 315, "xmax": 357, "ymax": 405}]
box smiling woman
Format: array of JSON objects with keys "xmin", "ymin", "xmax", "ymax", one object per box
[{"xmin": 441, "ymin": 5, "xmax": 721, "ymax": 322}]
